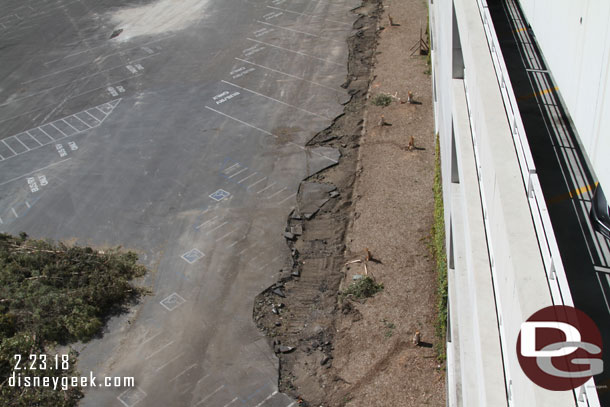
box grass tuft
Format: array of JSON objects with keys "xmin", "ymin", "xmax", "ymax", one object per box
[
  {"xmin": 431, "ymin": 134, "xmax": 448, "ymax": 362},
  {"xmin": 340, "ymin": 276, "xmax": 384, "ymax": 299},
  {"xmin": 371, "ymin": 93, "xmax": 393, "ymax": 107}
]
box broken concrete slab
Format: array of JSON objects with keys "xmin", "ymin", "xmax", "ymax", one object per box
[{"xmin": 298, "ymin": 182, "xmax": 337, "ymax": 217}]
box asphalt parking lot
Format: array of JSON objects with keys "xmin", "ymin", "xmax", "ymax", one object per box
[{"xmin": 0, "ymin": 0, "xmax": 357, "ymax": 405}]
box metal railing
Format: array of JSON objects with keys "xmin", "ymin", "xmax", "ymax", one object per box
[{"xmin": 473, "ymin": 0, "xmax": 598, "ymax": 405}]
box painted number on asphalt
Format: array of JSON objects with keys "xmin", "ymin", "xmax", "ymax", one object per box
[
  {"xmin": 56, "ymin": 144, "xmax": 67, "ymax": 157},
  {"xmin": 26, "ymin": 177, "xmax": 39, "ymax": 193}
]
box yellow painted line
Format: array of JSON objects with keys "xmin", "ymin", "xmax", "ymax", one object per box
[
  {"xmin": 516, "ymin": 27, "xmax": 527, "ymax": 32},
  {"xmin": 518, "ymin": 86, "xmax": 558, "ymax": 101},
  {"xmin": 547, "ymin": 182, "xmax": 598, "ymax": 205}
]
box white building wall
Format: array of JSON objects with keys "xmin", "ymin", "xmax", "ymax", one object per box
[
  {"xmin": 518, "ymin": 0, "xmax": 610, "ymax": 188},
  {"xmin": 430, "ymin": 0, "xmax": 595, "ymax": 405}
]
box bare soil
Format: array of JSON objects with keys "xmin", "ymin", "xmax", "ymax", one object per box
[{"xmin": 253, "ymin": 0, "xmax": 445, "ymax": 405}]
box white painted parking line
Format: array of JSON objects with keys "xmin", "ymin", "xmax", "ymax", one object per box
[
  {"xmin": 288, "ymin": 141, "xmax": 338, "ymax": 163},
  {"xmin": 140, "ymin": 331, "xmax": 162, "ymax": 346},
  {"xmin": 267, "ymin": 187, "xmax": 287, "ymax": 199},
  {"xmin": 196, "ymin": 216, "xmax": 218, "ymax": 230},
  {"xmin": 205, "ymin": 106, "xmax": 274, "ymax": 137},
  {"xmin": 13, "ymin": 136, "xmax": 30, "ymax": 150},
  {"xmin": 246, "ymin": 38, "xmax": 343, "ymax": 67},
  {"xmin": 221, "ymin": 80, "xmax": 329, "ymax": 119},
  {"xmin": 237, "ymin": 172, "xmax": 258, "ymax": 183},
  {"xmin": 254, "ymin": 391, "xmax": 278, "ymax": 407},
  {"xmin": 235, "ymin": 58, "xmax": 338, "ymax": 91},
  {"xmin": 25, "ymin": 132, "xmax": 43, "ymax": 146},
  {"xmin": 21, "ymin": 59, "xmax": 91, "ymax": 85},
  {"xmin": 278, "ymin": 192, "xmax": 297, "ymax": 204},
  {"xmin": 216, "ymin": 229, "xmax": 237, "ymax": 242},
  {"xmin": 228, "ymin": 167, "xmax": 248, "ymax": 178},
  {"xmin": 224, "ymin": 163, "xmax": 240, "ymax": 173},
  {"xmin": 2, "ymin": 140, "xmax": 17, "ymax": 155},
  {"xmin": 50, "ymin": 122, "xmax": 68, "ymax": 137},
  {"xmin": 222, "ymin": 397, "xmax": 239, "ymax": 407},
  {"xmin": 208, "ymin": 221, "xmax": 229, "ymax": 234},
  {"xmin": 11, "ymin": 208, "xmax": 18, "ymax": 218},
  {"xmin": 0, "ymin": 100, "xmax": 121, "ymax": 163},
  {"xmin": 265, "ymin": 5, "xmax": 353, "ymax": 26},
  {"xmin": 228, "ymin": 237, "xmax": 246, "ymax": 248},
  {"xmin": 257, "ymin": 182, "xmax": 277, "ymax": 194},
  {"xmin": 248, "ymin": 177, "xmax": 268, "ymax": 189},
  {"xmin": 155, "ymin": 352, "xmax": 185, "ymax": 372},
  {"xmin": 145, "ymin": 340, "xmax": 175, "ymax": 360},
  {"xmin": 195, "ymin": 385, "xmax": 225, "ymax": 406},
  {"xmin": 169, "ymin": 363, "xmax": 198, "ymax": 382},
  {"xmin": 256, "ymin": 20, "xmax": 342, "ymax": 43},
  {"xmin": 0, "ymin": 158, "xmax": 71, "ymax": 187}
]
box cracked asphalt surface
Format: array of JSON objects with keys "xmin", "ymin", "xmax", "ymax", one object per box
[{"xmin": 0, "ymin": 0, "xmax": 359, "ymax": 405}]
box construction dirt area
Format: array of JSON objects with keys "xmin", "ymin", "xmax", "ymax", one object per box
[{"xmin": 253, "ymin": 0, "xmax": 446, "ymax": 405}]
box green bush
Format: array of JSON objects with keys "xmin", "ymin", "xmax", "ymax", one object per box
[{"xmin": 0, "ymin": 233, "xmax": 148, "ymax": 406}]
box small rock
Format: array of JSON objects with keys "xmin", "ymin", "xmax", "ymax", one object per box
[
  {"xmin": 321, "ymin": 356, "xmax": 330, "ymax": 366},
  {"xmin": 284, "ymin": 231, "xmax": 296, "ymax": 240},
  {"xmin": 272, "ymin": 288, "xmax": 286, "ymax": 298},
  {"xmin": 291, "ymin": 269, "xmax": 301, "ymax": 277},
  {"xmin": 278, "ymin": 346, "xmax": 294, "ymax": 354},
  {"xmin": 110, "ymin": 29, "xmax": 123, "ymax": 39},
  {"xmin": 291, "ymin": 224, "xmax": 303, "ymax": 236},
  {"xmin": 304, "ymin": 213, "xmax": 313, "ymax": 220},
  {"xmin": 272, "ymin": 306, "xmax": 279, "ymax": 315},
  {"xmin": 275, "ymin": 322, "xmax": 282, "ymax": 326},
  {"xmin": 330, "ymin": 191, "xmax": 339, "ymax": 198}
]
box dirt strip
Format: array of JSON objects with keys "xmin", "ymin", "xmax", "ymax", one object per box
[{"xmin": 253, "ymin": 0, "xmax": 445, "ymax": 405}]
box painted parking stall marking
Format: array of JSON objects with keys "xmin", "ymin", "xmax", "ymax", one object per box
[
  {"xmin": 0, "ymin": 99, "xmax": 121, "ymax": 162},
  {"xmin": 159, "ymin": 293, "xmax": 187, "ymax": 311},
  {"xmin": 181, "ymin": 248, "xmax": 205, "ymax": 264}
]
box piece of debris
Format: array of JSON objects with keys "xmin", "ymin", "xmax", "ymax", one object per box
[
  {"xmin": 388, "ymin": 15, "xmax": 400, "ymax": 26},
  {"xmin": 291, "ymin": 269, "xmax": 301, "ymax": 277},
  {"xmin": 379, "ymin": 115, "xmax": 392, "ymax": 126},
  {"xmin": 329, "ymin": 191, "xmax": 339, "ymax": 198},
  {"xmin": 408, "ymin": 136, "xmax": 415, "ymax": 151},
  {"xmin": 352, "ymin": 274, "xmax": 363, "ymax": 281},
  {"xmin": 321, "ymin": 356, "xmax": 331, "ymax": 365},
  {"xmin": 407, "ymin": 91, "xmax": 413, "ymax": 104},
  {"xmin": 278, "ymin": 345, "xmax": 295, "ymax": 354},
  {"xmin": 272, "ymin": 288, "xmax": 286, "ymax": 298},
  {"xmin": 413, "ymin": 330, "xmax": 421, "ymax": 346},
  {"xmin": 284, "ymin": 231, "xmax": 296, "ymax": 241},
  {"xmin": 110, "ymin": 29, "xmax": 123, "ymax": 39},
  {"xmin": 291, "ymin": 224, "xmax": 303, "ymax": 236},
  {"xmin": 272, "ymin": 305, "xmax": 280, "ymax": 315}
]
